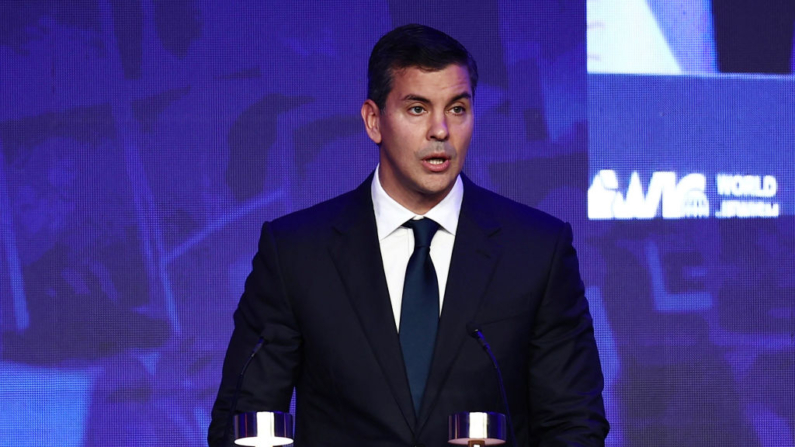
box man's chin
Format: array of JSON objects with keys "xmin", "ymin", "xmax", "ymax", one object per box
[{"xmin": 416, "ymin": 178, "xmax": 457, "ymax": 200}]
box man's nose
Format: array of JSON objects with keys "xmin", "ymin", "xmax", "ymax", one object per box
[{"xmin": 428, "ymin": 112, "xmax": 449, "ymax": 141}]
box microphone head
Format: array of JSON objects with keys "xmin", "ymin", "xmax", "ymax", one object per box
[{"xmin": 466, "ymin": 321, "xmax": 480, "ymax": 337}]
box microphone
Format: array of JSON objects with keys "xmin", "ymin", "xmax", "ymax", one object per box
[
  {"xmin": 222, "ymin": 333, "xmax": 268, "ymax": 446},
  {"xmin": 466, "ymin": 322, "xmax": 516, "ymax": 447}
]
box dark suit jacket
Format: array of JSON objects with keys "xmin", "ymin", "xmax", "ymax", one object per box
[{"xmin": 209, "ymin": 175, "xmax": 608, "ymax": 446}]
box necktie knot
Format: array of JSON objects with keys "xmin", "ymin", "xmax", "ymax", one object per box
[{"xmin": 404, "ymin": 218, "xmax": 439, "ymax": 248}]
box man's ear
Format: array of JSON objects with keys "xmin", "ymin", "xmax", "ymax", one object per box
[{"xmin": 361, "ymin": 99, "xmax": 382, "ymax": 144}]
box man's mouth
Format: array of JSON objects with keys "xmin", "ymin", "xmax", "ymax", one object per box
[{"xmin": 422, "ymin": 155, "xmax": 451, "ymax": 171}]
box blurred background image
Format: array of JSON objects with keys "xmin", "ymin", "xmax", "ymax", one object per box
[{"xmin": 589, "ymin": 0, "xmax": 795, "ymax": 75}]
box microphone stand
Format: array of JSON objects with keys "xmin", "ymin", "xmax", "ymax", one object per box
[
  {"xmin": 222, "ymin": 335, "xmax": 267, "ymax": 446},
  {"xmin": 467, "ymin": 322, "xmax": 517, "ymax": 447}
]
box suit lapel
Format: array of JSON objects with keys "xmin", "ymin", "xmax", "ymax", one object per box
[
  {"xmin": 417, "ymin": 180, "xmax": 503, "ymax": 431},
  {"xmin": 328, "ymin": 178, "xmax": 417, "ymax": 432}
]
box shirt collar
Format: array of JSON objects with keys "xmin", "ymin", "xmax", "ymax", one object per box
[{"xmin": 371, "ymin": 164, "xmax": 463, "ymax": 240}]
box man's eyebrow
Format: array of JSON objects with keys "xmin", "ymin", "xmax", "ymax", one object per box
[
  {"xmin": 401, "ymin": 92, "xmax": 472, "ymax": 104},
  {"xmin": 401, "ymin": 94, "xmax": 431, "ymax": 103},
  {"xmin": 448, "ymin": 92, "xmax": 472, "ymax": 103}
]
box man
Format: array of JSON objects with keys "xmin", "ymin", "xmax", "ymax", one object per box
[{"xmin": 210, "ymin": 24, "xmax": 608, "ymax": 446}]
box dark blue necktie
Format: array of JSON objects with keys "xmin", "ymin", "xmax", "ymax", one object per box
[{"xmin": 399, "ymin": 218, "xmax": 440, "ymax": 415}]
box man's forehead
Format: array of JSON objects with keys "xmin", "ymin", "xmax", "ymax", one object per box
[{"xmin": 389, "ymin": 64, "xmax": 472, "ymax": 99}]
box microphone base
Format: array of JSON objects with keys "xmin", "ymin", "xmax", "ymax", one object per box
[
  {"xmin": 233, "ymin": 411, "xmax": 293, "ymax": 446},
  {"xmin": 448, "ymin": 411, "xmax": 506, "ymax": 445}
]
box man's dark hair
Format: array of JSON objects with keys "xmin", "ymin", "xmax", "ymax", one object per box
[{"xmin": 367, "ymin": 24, "xmax": 479, "ymax": 110}]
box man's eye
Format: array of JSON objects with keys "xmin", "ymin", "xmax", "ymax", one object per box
[
  {"xmin": 410, "ymin": 106, "xmax": 425, "ymax": 114},
  {"xmin": 450, "ymin": 106, "xmax": 466, "ymax": 114}
]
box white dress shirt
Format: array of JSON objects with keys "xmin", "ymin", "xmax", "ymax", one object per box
[{"xmin": 371, "ymin": 165, "xmax": 463, "ymax": 330}]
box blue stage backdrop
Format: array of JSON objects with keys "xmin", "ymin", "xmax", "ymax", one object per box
[{"xmin": 0, "ymin": 1, "xmax": 793, "ymax": 446}]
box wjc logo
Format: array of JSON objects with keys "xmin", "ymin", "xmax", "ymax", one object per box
[{"xmin": 588, "ymin": 170, "xmax": 709, "ymax": 219}]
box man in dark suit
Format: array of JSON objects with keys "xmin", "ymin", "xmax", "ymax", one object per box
[{"xmin": 209, "ymin": 24, "xmax": 608, "ymax": 446}]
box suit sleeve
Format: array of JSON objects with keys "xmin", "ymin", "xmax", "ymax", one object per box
[
  {"xmin": 527, "ymin": 223, "xmax": 609, "ymax": 446},
  {"xmin": 208, "ymin": 222, "xmax": 302, "ymax": 447}
]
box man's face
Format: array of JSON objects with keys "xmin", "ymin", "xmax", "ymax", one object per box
[{"xmin": 362, "ymin": 64, "xmax": 473, "ymax": 214}]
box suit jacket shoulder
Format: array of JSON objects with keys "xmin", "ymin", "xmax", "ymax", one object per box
[
  {"xmin": 271, "ymin": 186, "xmax": 362, "ymax": 230},
  {"xmin": 461, "ymin": 176, "xmax": 569, "ymax": 243}
]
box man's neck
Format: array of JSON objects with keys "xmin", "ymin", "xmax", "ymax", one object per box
[
  {"xmin": 377, "ymin": 174, "xmax": 454, "ymax": 216},
  {"xmin": 371, "ymin": 166, "xmax": 464, "ymax": 240}
]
